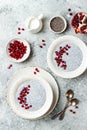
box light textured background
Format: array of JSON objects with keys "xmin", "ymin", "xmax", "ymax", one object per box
[{"xmin": 0, "ymin": 0, "xmax": 87, "ymax": 130}]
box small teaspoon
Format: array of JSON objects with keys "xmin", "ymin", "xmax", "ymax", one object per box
[
  {"xmin": 59, "ymin": 98, "xmax": 79, "ymax": 120},
  {"xmin": 51, "ymin": 89, "xmax": 74, "ymax": 120}
]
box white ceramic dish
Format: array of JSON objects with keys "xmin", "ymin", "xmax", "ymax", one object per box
[
  {"xmin": 47, "ymin": 35, "xmax": 87, "ymax": 78},
  {"xmin": 6, "ymin": 38, "xmax": 30, "ymax": 63},
  {"xmin": 50, "ymin": 15, "xmax": 67, "ymax": 34},
  {"xmin": 7, "ymin": 70, "xmax": 53, "ymax": 119},
  {"xmin": 7, "ymin": 67, "xmax": 59, "ymax": 119}
]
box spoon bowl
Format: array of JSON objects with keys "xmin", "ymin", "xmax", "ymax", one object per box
[
  {"xmin": 70, "ymin": 98, "xmax": 79, "ymax": 106},
  {"xmin": 66, "ymin": 89, "xmax": 74, "ymax": 101}
]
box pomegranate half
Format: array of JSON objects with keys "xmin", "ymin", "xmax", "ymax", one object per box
[{"xmin": 71, "ymin": 12, "xmax": 87, "ymax": 34}]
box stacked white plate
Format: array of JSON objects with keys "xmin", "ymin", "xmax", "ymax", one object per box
[{"xmin": 7, "ymin": 67, "xmax": 59, "ymax": 119}]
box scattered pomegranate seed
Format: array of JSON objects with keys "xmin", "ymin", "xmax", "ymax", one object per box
[
  {"xmin": 42, "ymin": 39, "xmax": 45, "ymax": 42},
  {"xmin": 18, "ymin": 32, "xmax": 21, "ymax": 34},
  {"xmin": 68, "ymin": 8, "xmax": 71, "ymax": 11},
  {"xmin": 28, "ymin": 85, "xmax": 30, "ymax": 88},
  {"xmin": 25, "ymin": 106, "xmax": 30, "ymax": 109},
  {"xmin": 43, "ymin": 43, "xmax": 46, "ymax": 46},
  {"xmin": 22, "ymin": 28, "xmax": 25, "ymax": 31},
  {"xmin": 73, "ymin": 111, "xmax": 76, "ymax": 114},
  {"xmin": 35, "ymin": 68, "xmax": 40, "ymax": 72},
  {"xmin": 39, "ymin": 45, "xmax": 43, "ymax": 48},
  {"xmin": 69, "ymin": 109, "xmax": 73, "ymax": 112},
  {"xmin": 39, "ymin": 39, "xmax": 46, "ymax": 48},
  {"xmin": 54, "ymin": 44, "xmax": 71, "ymax": 70},
  {"xmin": 69, "ymin": 13, "xmax": 73, "ymax": 16},
  {"xmin": 34, "ymin": 72, "xmax": 37, "ymax": 75},
  {"xmin": 29, "ymin": 105, "xmax": 32, "ymax": 108},
  {"xmin": 75, "ymin": 106, "xmax": 79, "ymax": 109},
  {"xmin": 18, "ymin": 27, "xmax": 21, "ymax": 30},
  {"xmin": 8, "ymin": 64, "xmax": 13, "ymax": 69},
  {"xmin": 8, "ymin": 40, "xmax": 27, "ymax": 60},
  {"xmin": 17, "ymin": 27, "xmax": 25, "ymax": 34}
]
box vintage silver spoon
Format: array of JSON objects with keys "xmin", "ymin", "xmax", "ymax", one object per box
[
  {"xmin": 59, "ymin": 98, "xmax": 79, "ymax": 120},
  {"xmin": 66, "ymin": 89, "xmax": 74, "ymax": 101},
  {"xmin": 51, "ymin": 89, "xmax": 74, "ymax": 120}
]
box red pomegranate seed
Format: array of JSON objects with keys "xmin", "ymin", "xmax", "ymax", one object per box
[
  {"xmin": 28, "ymin": 85, "xmax": 30, "ymax": 88},
  {"xmin": 60, "ymin": 46, "xmax": 62, "ymax": 49},
  {"xmin": 19, "ymin": 101, "xmax": 22, "ymax": 104},
  {"xmin": 29, "ymin": 105, "xmax": 32, "ymax": 108},
  {"xmin": 39, "ymin": 45, "xmax": 43, "ymax": 48},
  {"xmin": 35, "ymin": 68, "xmax": 39, "ymax": 72},
  {"xmin": 8, "ymin": 64, "xmax": 12, "ymax": 69},
  {"xmin": 18, "ymin": 32, "xmax": 21, "ymax": 34},
  {"xmin": 43, "ymin": 43, "xmax": 46, "ymax": 46},
  {"xmin": 75, "ymin": 106, "xmax": 79, "ymax": 109},
  {"xmin": 68, "ymin": 8, "xmax": 71, "ymax": 11},
  {"xmin": 25, "ymin": 106, "xmax": 30, "ymax": 109},
  {"xmin": 69, "ymin": 13, "xmax": 73, "ymax": 16},
  {"xmin": 69, "ymin": 109, "xmax": 73, "ymax": 112},
  {"xmin": 22, "ymin": 28, "xmax": 25, "ymax": 31},
  {"xmin": 73, "ymin": 111, "xmax": 76, "ymax": 114},
  {"xmin": 34, "ymin": 72, "xmax": 36, "ymax": 75},
  {"xmin": 55, "ymin": 51, "xmax": 59, "ymax": 55},
  {"xmin": 21, "ymin": 105, "xmax": 24, "ymax": 107},
  {"xmin": 42, "ymin": 39, "xmax": 45, "ymax": 42},
  {"xmin": 18, "ymin": 27, "xmax": 21, "ymax": 30},
  {"xmin": 66, "ymin": 52, "xmax": 69, "ymax": 55}
]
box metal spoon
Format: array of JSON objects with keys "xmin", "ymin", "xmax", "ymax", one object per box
[
  {"xmin": 66, "ymin": 89, "xmax": 74, "ymax": 101},
  {"xmin": 51, "ymin": 89, "xmax": 74, "ymax": 120},
  {"xmin": 59, "ymin": 98, "xmax": 79, "ymax": 120}
]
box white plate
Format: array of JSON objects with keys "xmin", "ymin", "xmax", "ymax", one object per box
[
  {"xmin": 6, "ymin": 38, "xmax": 30, "ymax": 63},
  {"xmin": 7, "ymin": 67, "xmax": 59, "ymax": 119},
  {"xmin": 47, "ymin": 35, "xmax": 87, "ymax": 78}
]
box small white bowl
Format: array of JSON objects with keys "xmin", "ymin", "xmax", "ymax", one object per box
[
  {"xmin": 50, "ymin": 15, "xmax": 67, "ymax": 34},
  {"xmin": 6, "ymin": 38, "xmax": 31, "ymax": 63}
]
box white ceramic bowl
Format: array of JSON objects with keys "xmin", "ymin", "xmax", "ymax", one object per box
[
  {"xmin": 7, "ymin": 75, "xmax": 53, "ymax": 119},
  {"xmin": 6, "ymin": 38, "xmax": 30, "ymax": 63},
  {"xmin": 50, "ymin": 15, "xmax": 67, "ymax": 34}
]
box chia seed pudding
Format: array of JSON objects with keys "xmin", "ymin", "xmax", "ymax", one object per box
[
  {"xmin": 50, "ymin": 16, "xmax": 66, "ymax": 33},
  {"xmin": 16, "ymin": 80, "xmax": 46, "ymax": 111}
]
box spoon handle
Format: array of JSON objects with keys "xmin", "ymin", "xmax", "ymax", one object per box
[
  {"xmin": 59, "ymin": 105, "xmax": 68, "ymax": 120},
  {"xmin": 51, "ymin": 110, "xmax": 63, "ymax": 120},
  {"xmin": 51, "ymin": 103, "xmax": 68, "ymax": 120}
]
